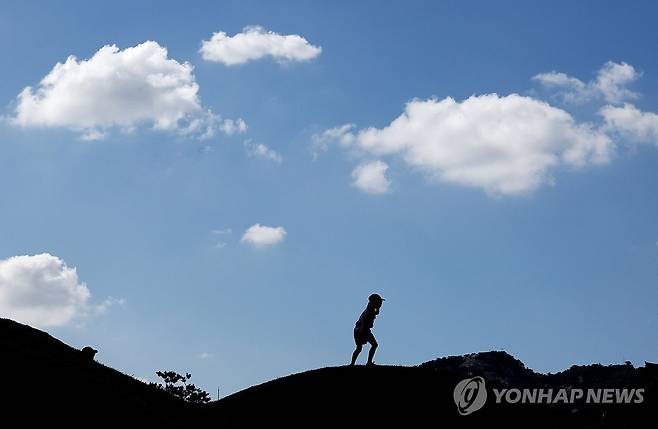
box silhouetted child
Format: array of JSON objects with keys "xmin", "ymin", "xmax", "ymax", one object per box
[{"xmin": 350, "ymin": 293, "xmax": 384, "ymax": 366}]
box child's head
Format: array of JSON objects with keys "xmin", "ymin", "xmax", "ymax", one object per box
[{"xmin": 368, "ymin": 293, "xmax": 385, "ymax": 308}]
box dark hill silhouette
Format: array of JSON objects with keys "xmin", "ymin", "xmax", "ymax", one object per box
[
  {"xmin": 0, "ymin": 318, "xmax": 192, "ymax": 426},
  {"xmin": 204, "ymin": 354, "xmax": 655, "ymax": 428},
  {"xmin": 1, "ymin": 318, "xmax": 655, "ymax": 428}
]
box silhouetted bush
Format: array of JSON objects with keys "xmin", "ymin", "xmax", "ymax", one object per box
[{"xmin": 151, "ymin": 370, "xmax": 211, "ymax": 403}]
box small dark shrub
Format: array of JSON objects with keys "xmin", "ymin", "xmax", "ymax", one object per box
[{"xmin": 151, "ymin": 370, "xmax": 211, "ymax": 404}]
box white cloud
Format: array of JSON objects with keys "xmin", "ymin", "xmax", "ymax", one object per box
[
  {"xmin": 11, "ymin": 41, "xmax": 245, "ymax": 139},
  {"xmin": 328, "ymin": 94, "xmax": 613, "ymax": 196},
  {"xmin": 595, "ymin": 62, "xmax": 640, "ymax": 103},
  {"xmin": 310, "ymin": 123, "xmax": 355, "ymax": 160},
  {"xmin": 219, "ymin": 118, "xmax": 248, "ymax": 135},
  {"xmin": 200, "ymin": 26, "xmax": 322, "ymax": 66},
  {"xmin": 351, "ymin": 161, "xmax": 391, "ymax": 194},
  {"xmin": 601, "ymin": 103, "xmax": 658, "ymax": 145},
  {"xmin": 80, "ymin": 128, "xmax": 107, "ymax": 141},
  {"xmin": 198, "ymin": 352, "xmax": 212, "ymax": 359},
  {"xmin": 241, "ymin": 224, "xmax": 287, "ymax": 248},
  {"xmin": 244, "ymin": 140, "xmax": 282, "ymax": 163},
  {"xmin": 94, "ymin": 296, "xmax": 126, "ymax": 315},
  {"xmin": 0, "ymin": 253, "xmax": 91, "ymax": 327},
  {"xmin": 533, "ymin": 61, "xmax": 640, "ymax": 104},
  {"xmin": 532, "ymin": 71, "xmax": 586, "ymax": 92}
]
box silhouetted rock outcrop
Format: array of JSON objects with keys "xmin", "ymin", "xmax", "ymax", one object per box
[
  {"xmin": 420, "ymin": 350, "xmax": 539, "ymax": 386},
  {"xmin": 80, "ymin": 346, "xmax": 98, "ymax": 361}
]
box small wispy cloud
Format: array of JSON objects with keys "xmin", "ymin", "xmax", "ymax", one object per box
[
  {"xmin": 533, "ymin": 61, "xmax": 641, "ymax": 104},
  {"xmin": 244, "ymin": 140, "xmax": 282, "ymax": 163},
  {"xmin": 211, "ymin": 228, "xmax": 232, "ymax": 235},
  {"xmin": 210, "ymin": 228, "xmax": 232, "ymax": 249},
  {"xmin": 310, "ymin": 123, "xmax": 355, "ymax": 160},
  {"xmin": 94, "ymin": 296, "xmax": 126, "ymax": 315}
]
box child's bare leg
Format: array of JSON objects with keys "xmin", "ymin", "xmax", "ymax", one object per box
[
  {"xmin": 367, "ymin": 338, "xmax": 378, "ymax": 364},
  {"xmin": 350, "ymin": 345, "xmax": 362, "ymax": 365}
]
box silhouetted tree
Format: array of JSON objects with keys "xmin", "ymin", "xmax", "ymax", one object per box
[{"xmin": 151, "ymin": 370, "xmax": 211, "ymax": 403}]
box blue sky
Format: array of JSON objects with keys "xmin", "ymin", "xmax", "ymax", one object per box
[{"xmin": 1, "ymin": 1, "xmax": 657, "ymax": 395}]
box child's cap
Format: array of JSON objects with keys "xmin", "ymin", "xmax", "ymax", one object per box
[{"xmin": 368, "ymin": 293, "xmax": 385, "ymax": 304}]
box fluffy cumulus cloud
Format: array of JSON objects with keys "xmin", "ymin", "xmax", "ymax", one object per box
[
  {"xmin": 241, "ymin": 224, "xmax": 287, "ymax": 248},
  {"xmin": 351, "ymin": 160, "xmax": 391, "ymax": 194},
  {"xmin": 601, "ymin": 103, "xmax": 658, "ymax": 144},
  {"xmin": 533, "ymin": 61, "xmax": 640, "ymax": 104},
  {"xmin": 200, "ymin": 26, "xmax": 322, "ymax": 66},
  {"xmin": 323, "ymin": 94, "xmax": 614, "ymax": 196},
  {"xmin": 0, "ymin": 253, "xmax": 91, "ymax": 327},
  {"xmin": 317, "ymin": 61, "xmax": 658, "ymax": 197},
  {"xmin": 11, "ymin": 41, "xmax": 245, "ymax": 139}
]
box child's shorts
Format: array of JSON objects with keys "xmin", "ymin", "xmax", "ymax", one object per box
[{"xmin": 354, "ymin": 326, "xmax": 376, "ymax": 346}]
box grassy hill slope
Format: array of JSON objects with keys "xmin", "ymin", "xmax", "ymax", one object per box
[
  {"xmin": 0, "ymin": 318, "xmax": 191, "ymax": 426},
  {"xmin": 1, "ymin": 318, "xmax": 655, "ymax": 428}
]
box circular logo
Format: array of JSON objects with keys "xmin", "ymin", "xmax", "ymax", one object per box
[{"xmin": 453, "ymin": 376, "xmax": 487, "ymax": 415}]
